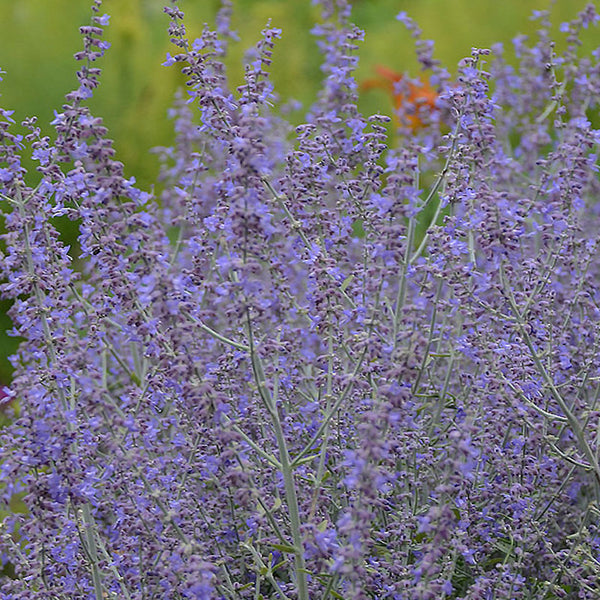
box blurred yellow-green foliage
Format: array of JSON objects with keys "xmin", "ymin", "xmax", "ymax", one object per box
[{"xmin": 0, "ymin": 0, "xmax": 596, "ymax": 383}]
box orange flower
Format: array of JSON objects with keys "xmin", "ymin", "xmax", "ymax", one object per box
[{"xmin": 362, "ymin": 65, "xmax": 439, "ymax": 131}]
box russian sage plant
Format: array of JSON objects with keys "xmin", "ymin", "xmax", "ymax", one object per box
[{"xmin": 1, "ymin": 0, "xmax": 600, "ymax": 598}]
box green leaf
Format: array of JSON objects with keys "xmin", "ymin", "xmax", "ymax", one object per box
[
  {"xmin": 340, "ymin": 274, "xmax": 354, "ymax": 292},
  {"xmin": 270, "ymin": 542, "xmax": 299, "ymax": 554}
]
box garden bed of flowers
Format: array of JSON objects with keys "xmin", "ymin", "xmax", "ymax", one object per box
[{"xmin": 1, "ymin": 1, "xmax": 600, "ymax": 598}]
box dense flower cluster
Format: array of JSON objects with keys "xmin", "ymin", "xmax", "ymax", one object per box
[{"xmin": 1, "ymin": 0, "xmax": 600, "ymax": 598}]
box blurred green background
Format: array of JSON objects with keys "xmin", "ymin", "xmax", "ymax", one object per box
[{"xmin": 0, "ymin": 0, "xmax": 596, "ymax": 385}]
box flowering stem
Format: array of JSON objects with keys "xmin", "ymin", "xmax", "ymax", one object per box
[
  {"xmin": 80, "ymin": 503, "xmax": 105, "ymax": 600},
  {"xmin": 245, "ymin": 311, "xmax": 309, "ymax": 599},
  {"xmin": 290, "ymin": 341, "xmax": 369, "ymax": 469},
  {"xmin": 14, "ymin": 185, "xmax": 110, "ymax": 596},
  {"xmin": 410, "ymin": 118, "xmax": 461, "ymax": 263},
  {"xmin": 500, "ymin": 262, "xmax": 600, "ymax": 490}
]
